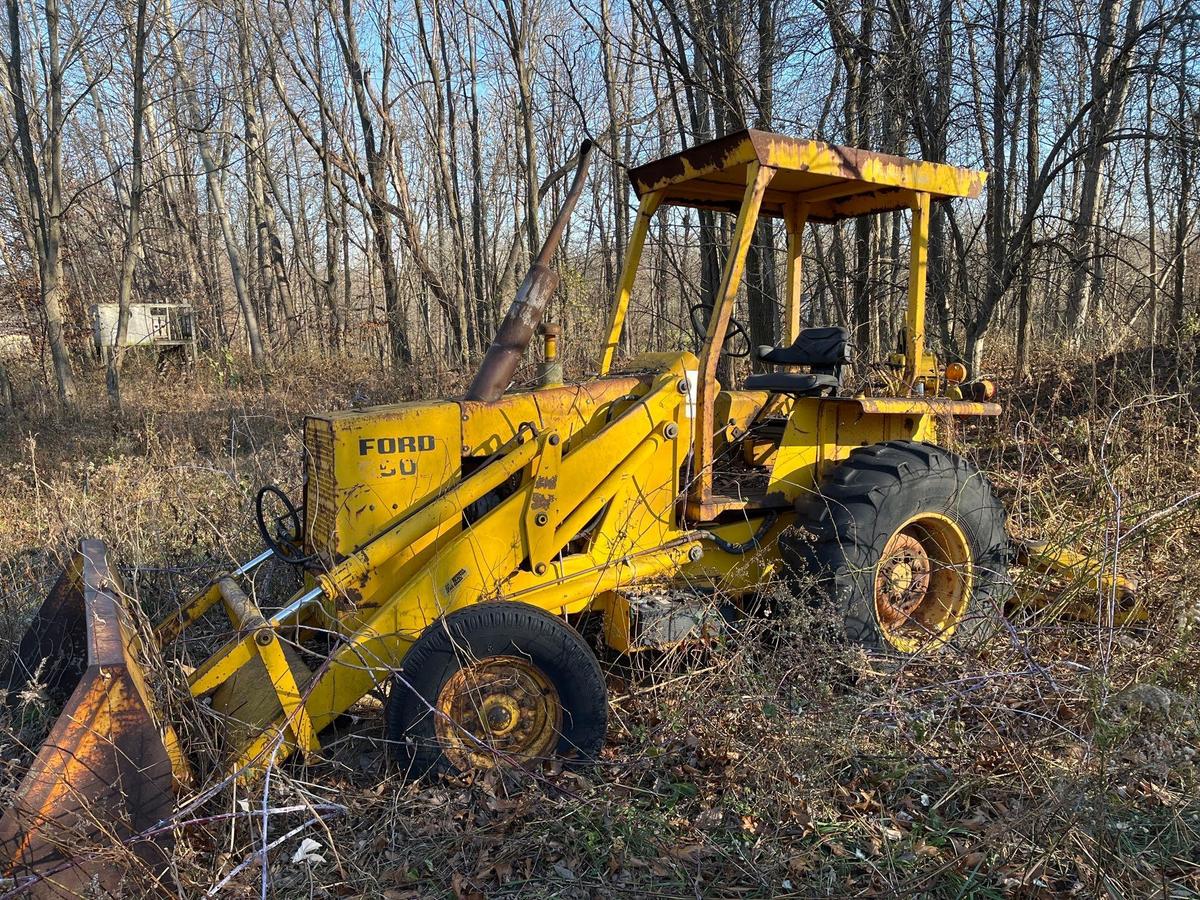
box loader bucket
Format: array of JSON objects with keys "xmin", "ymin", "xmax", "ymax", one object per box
[{"xmin": 0, "ymin": 540, "xmax": 182, "ymax": 898}]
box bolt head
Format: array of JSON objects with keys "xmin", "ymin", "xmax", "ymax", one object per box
[
  {"xmin": 534, "ymin": 513, "xmax": 549, "ymax": 526},
  {"xmin": 664, "ymin": 423, "xmax": 679, "ymax": 439},
  {"xmin": 548, "ymin": 433, "xmax": 560, "ymax": 446},
  {"xmin": 678, "ymin": 378, "xmax": 689, "ymax": 393},
  {"xmin": 534, "ymin": 562, "xmax": 547, "ymax": 575},
  {"xmin": 688, "ymin": 546, "xmax": 704, "ymax": 562}
]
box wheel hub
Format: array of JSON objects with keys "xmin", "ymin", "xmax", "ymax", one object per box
[
  {"xmin": 873, "ymin": 514, "xmax": 973, "ymax": 653},
  {"xmin": 435, "ymin": 656, "xmax": 561, "ymax": 770},
  {"xmin": 482, "ymin": 696, "xmax": 519, "ymax": 735},
  {"xmin": 877, "ymin": 532, "xmax": 932, "ymax": 621}
]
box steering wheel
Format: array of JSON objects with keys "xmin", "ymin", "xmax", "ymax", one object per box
[
  {"xmin": 255, "ymin": 485, "xmax": 313, "ymax": 565},
  {"xmin": 689, "ymin": 303, "xmax": 751, "ymax": 359}
]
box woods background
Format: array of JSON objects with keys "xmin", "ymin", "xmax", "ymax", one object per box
[{"xmin": 0, "ymin": 0, "xmax": 1198, "ymax": 402}]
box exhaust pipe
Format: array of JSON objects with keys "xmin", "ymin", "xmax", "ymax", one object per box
[{"xmin": 465, "ymin": 139, "xmax": 596, "ymax": 402}]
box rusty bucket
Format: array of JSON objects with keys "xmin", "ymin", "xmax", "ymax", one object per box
[{"xmin": 1, "ymin": 540, "xmax": 182, "ymax": 898}]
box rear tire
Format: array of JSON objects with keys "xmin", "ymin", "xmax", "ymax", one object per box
[
  {"xmin": 780, "ymin": 441, "xmax": 1011, "ymax": 654},
  {"xmin": 385, "ymin": 601, "xmax": 608, "ymax": 776}
]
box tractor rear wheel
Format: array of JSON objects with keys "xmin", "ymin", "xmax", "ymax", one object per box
[
  {"xmin": 385, "ymin": 601, "xmax": 608, "ymax": 776},
  {"xmin": 781, "ymin": 441, "xmax": 1011, "ymax": 654}
]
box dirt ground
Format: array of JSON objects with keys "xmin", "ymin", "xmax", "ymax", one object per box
[{"xmin": 1, "ymin": 348, "xmax": 1198, "ymax": 898}]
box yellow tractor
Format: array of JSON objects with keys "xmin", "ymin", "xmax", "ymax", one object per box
[{"xmin": 1, "ymin": 130, "xmax": 1136, "ymax": 895}]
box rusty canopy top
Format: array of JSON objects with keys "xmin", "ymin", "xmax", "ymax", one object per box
[{"xmin": 628, "ymin": 129, "xmax": 986, "ymax": 222}]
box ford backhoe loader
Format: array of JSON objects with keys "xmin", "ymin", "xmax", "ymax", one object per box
[{"xmin": 1, "ymin": 131, "xmax": 1138, "ymax": 896}]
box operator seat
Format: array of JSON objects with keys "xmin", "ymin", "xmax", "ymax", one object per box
[{"xmin": 743, "ymin": 326, "xmax": 851, "ymax": 397}]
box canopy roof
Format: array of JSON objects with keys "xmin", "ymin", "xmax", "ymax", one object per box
[{"xmin": 628, "ymin": 129, "xmax": 985, "ymax": 222}]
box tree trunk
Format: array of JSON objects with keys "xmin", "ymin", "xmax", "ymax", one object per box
[
  {"xmin": 5, "ymin": 0, "xmax": 77, "ymax": 406},
  {"xmin": 464, "ymin": 13, "xmax": 490, "ymax": 338},
  {"xmin": 1063, "ymin": 0, "xmax": 1145, "ymax": 342},
  {"xmin": 497, "ymin": 0, "xmax": 541, "ymax": 264},
  {"xmin": 1171, "ymin": 35, "xmax": 1193, "ymax": 335},
  {"xmin": 1143, "ymin": 69, "xmax": 1159, "ymax": 365},
  {"xmin": 106, "ymin": 0, "xmax": 148, "ymax": 410},
  {"xmin": 331, "ymin": 0, "xmax": 412, "ymax": 365},
  {"xmin": 239, "ymin": 3, "xmax": 299, "ymax": 347},
  {"xmin": 1015, "ymin": 0, "xmax": 1042, "ymax": 379},
  {"xmin": 0, "ymin": 360, "xmax": 13, "ymax": 413},
  {"xmin": 827, "ymin": 0, "xmax": 877, "ymax": 356},
  {"xmin": 746, "ymin": 0, "xmax": 779, "ymax": 366},
  {"xmin": 164, "ymin": 0, "xmax": 265, "ymax": 365},
  {"xmin": 415, "ymin": 0, "xmax": 470, "ymax": 361}
]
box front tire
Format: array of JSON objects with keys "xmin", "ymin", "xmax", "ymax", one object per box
[
  {"xmin": 385, "ymin": 602, "xmax": 608, "ymax": 776},
  {"xmin": 781, "ymin": 441, "xmax": 1012, "ymax": 654}
]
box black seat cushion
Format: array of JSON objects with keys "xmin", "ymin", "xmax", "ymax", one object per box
[
  {"xmin": 758, "ymin": 326, "xmax": 851, "ymax": 367},
  {"xmin": 743, "ymin": 372, "xmax": 839, "ymax": 397}
]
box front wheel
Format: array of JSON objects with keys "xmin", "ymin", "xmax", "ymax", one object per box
[
  {"xmin": 385, "ymin": 602, "xmax": 608, "ymax": 776},
  {"xmin": 781, "ymin": 441, "xmax": 1012, "ymax": 654}
]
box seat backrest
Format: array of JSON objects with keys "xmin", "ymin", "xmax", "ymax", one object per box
[{"xmin": 757, "ymin": 326, "xmax": 852, "ymax": 369}]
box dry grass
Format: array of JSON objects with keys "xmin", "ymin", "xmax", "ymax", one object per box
[{"xmin": 1, "ymin": 346, "xmax": 1198, "ymax": 898}]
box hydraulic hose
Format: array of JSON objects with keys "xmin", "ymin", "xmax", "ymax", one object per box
[{"xmin": 696, "ymin": 511, "xmax": 780, "ymax": 555}]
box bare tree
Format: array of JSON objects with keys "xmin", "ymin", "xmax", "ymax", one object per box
[
  {"xmin": 3, "ymin": 0, "xmax": 78, "ymax": 405},
  {"xmin": 163, "ymin": 0, "xmax": 267, "ymax": 366},
  {"xmin": 1063, "ymin": 0, "xmax": 1147, "ymax": 343},
  {"xmin": 105, "ymin": 0, "xmax": 149, "ymax": 410},
  {"xmin": 329, "ymin": 0, "xmax": 412, "ymax": 364}
]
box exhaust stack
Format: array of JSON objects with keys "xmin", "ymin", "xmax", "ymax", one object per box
[{"xmin": 465, "ymin": 140, "xmax": 596, "ymax": 402}]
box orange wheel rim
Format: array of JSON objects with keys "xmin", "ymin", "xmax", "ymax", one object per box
[
  {"xmin": 874, "ymin": 513, "xmax": 973, "ymax": 653},
  {"xmin": 876, "ymin": 532, "xmax": 933, "ymax": 624},
  {"xmin": 434, "ymin": 656, "xmax": 561, "ymax": 770}
]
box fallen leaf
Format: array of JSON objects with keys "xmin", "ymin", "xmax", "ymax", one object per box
[
  {"xmin": 291, "ymin": 837, "xmax": 326, "ymax": 866},
  {"xmin": 667, "ymin": 844, "xmax": 708, "ymax": 863},
  {"xmin": 451, "ymin": 872, "xmax": 484, "ymax": 900},
  {"xmin": 957, "ymin": 850, "xmax": 986, "ymax": 870}
]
